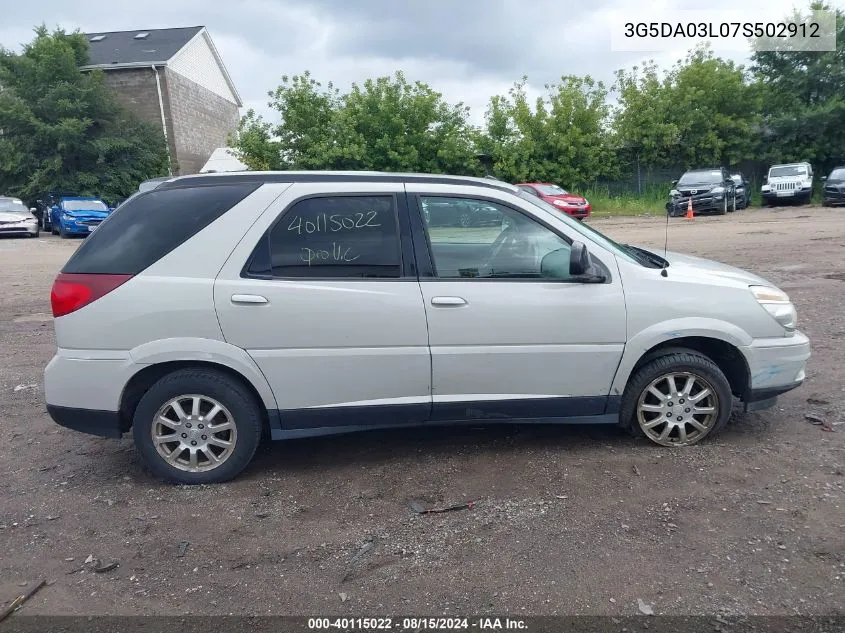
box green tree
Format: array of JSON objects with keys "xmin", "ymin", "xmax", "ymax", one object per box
[
  {"xmin": 613, "ymin": 47, "xmax": 760, "ymax": 171},
  {"xmin": 0, "ymin": 26, "xmax": 169, "ymax": 202},
  {"xmin": 233, "ymin": 71, "xmax": 479, "ymax": 174},
  {"xmin": 481, "ymin": 75, "xmax": 615, "ymax": 187},
  {"xmin": 750, "ymin": 3, "xmax": 845, "ymax": 172}
]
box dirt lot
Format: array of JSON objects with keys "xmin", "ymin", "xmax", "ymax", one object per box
[{"xmin": 0, "ymin": 206, "xmax": 843, "ymax": 618}]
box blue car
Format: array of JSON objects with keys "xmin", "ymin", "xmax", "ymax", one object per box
[{"xmin": 50, "ymin": 197, "xmax": 112, "ymax": 238}]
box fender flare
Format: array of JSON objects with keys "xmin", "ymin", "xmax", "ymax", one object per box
[
  {"xmin": 128, "ymin": 338, "xmax": 279, "ymax": 410},
  {"xmin": 610, "ymin": 318, "xmax": 752, "ymax": 396}
]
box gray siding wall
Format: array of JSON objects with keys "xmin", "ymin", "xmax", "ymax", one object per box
[
  {"xmin": 101, "ymin": 68, "xmax": 177, "ymax": 174},
  {"xmin": 163, "ymin": 68, "xmax": 240, "ymax": 175}
]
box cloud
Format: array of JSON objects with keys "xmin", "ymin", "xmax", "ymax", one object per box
[{"xmin": 1, "ymin": 0, "xmax": 805, "ymax": 126}]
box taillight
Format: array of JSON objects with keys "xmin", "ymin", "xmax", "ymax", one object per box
[{"xmin": 51, "ymin": 273, "xmax": 133, "ymax": 318}]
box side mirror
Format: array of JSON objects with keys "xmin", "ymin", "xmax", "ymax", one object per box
[
  {"xmin": 30, "ymin": 207, "xmax": 37, "ymax": 213},
  {"xmin": 569, "ymin": 241, "xmax": 592, "ymax": 276},
  {"xmin": 670, "ymin": 179, "xmax": 678, "ymax": 186},
  {"xmin": 821, "ymin": 176, "xmax": 827, "ymax": 182}
]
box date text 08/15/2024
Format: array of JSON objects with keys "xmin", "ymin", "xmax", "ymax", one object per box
[{"xmin": 307, "ymin": 617, "xmax": 528, "ymax": 630}]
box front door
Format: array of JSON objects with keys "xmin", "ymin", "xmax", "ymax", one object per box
[
  {"xmin": 410, "ymin": 190, "xmax": 627, "ymax": 422},
  {"xmin": 214, "ymin": 182, "xmax": 431, "ymax": 429}
]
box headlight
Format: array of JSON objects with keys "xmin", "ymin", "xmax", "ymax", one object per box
[
  {"xmin": 751, "ymin": 285, "xmax": 797, "ymax": 331},
  {"xmin": 552, "ymin": 199, "xmax": 569, "ymax": 207},
  {"xmin": 583, "ymin": 199, "xmax": 589, "ymax": 206},
  {"xmin": 62, "ymin": 213, "xmax": 75, "ymax": 221},
  {"xmin": 711, "ymin": 186, "xmax": 725, "ymax": 194},
  {"xmin": 669, "ymin": 189, "xmax": 680, "ymax": 197}
]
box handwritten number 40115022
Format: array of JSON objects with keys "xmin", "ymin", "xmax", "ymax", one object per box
[{"xmin": 288, "ymin": 212, "xmax": 381, "ymax": 235}]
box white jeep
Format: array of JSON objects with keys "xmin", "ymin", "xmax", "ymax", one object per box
[{"xmin": 761, "ymin": 162, "xmax": 813, "ymax": 206}]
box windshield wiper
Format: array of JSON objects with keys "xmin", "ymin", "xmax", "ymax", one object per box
[{"xmin": 623, "ymin": 245, "xmax": 668, "ymax": 269}]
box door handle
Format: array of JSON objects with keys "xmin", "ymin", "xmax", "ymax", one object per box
[
  {"xmin": 231, "ymin": 294, "xmax": 268, "ymax": 305},
  {"xmin": 431, "ymin": 296, "xmax": 467, "ymax": 307}
]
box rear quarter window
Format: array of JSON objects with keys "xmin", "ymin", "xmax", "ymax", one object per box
[{"xmin": 62, "ymin": 183, "xmax": 260, "ymax": 275}]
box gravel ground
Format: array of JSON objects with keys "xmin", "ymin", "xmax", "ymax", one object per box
[{"xmin": 0, "ymin": 206, "xmax": 843, "ymax": 617}]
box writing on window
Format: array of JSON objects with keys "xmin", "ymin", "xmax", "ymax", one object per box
[{"xmin": 266, "ymin": 196, "xmax": 401, "ymax": 278}]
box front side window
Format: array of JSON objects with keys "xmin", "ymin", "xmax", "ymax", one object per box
[
  {"xmin": 420, "ymin": 196, "xmax": 573, "ymax": 280},
  {"xmin": 255, "ymin": 195, "xmax": 401, "ymax": 279}
]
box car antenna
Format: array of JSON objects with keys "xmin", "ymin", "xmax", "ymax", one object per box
[{"xmin": 661, "ymin": 206, "xmax": 670, "ymax": 277}]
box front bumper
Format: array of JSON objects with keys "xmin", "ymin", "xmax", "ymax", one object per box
[
  {"xmin": 741, "ymin": 330, "xmax": 810, "ymax": 411},
  {"xmin": 823, "ymin": 189, "xmax": 845, "ymax": 205},
  {"xmin": 0, "ymin": 222, "xmax": 38, "ymax": 236},
  {"xmin": 762, "ymin": 188, "xmax": 811, "ymax": 203},
  {"xmin": 556, "ymin": 206, "xmax": 591, "ymax": 219},
  {"xmin": 667, "ymin": 195, "xmax": 724, "ymax": 215}
]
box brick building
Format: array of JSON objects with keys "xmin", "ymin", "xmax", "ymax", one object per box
[{"xmin": 81, "ymin": 26, "xmax": 242, "ymax": 175}]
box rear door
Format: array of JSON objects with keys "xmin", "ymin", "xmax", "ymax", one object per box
[{"xmin": 214, "ymin": 182, "xmax": 431, "ymax": 429}]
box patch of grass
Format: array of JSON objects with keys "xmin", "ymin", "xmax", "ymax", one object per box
[{"xmin": 582, "ymin": 184, "xmax": 668, "ymax": 217}]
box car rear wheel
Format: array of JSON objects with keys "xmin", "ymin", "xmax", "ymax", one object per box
[
  {"xmin": 458, "ymin": 212, "xmax": 473, "ymax": 228},
  {"xmin": 620, "ymin": 351, "xmax": 732, "ymax": 447},
  {"xmin": 132, "ymin": 368, "xmax": 264, "ymax": 484}
]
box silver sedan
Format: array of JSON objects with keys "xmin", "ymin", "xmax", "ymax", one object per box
[{"xmin": 0, "ymin": 197, "xmax": 40, "ymax": 237}]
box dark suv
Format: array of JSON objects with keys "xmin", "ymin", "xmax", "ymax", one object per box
[
  {"xmin": 730, "ymin": 173, "xmax": 750, "ymax": 209},
  {"xmin": 667, "ymin": 168, "xmax": 737, "ymax": 216},
  {"xmin": 822, "ymin": 167, "xmax": 845, "ymax": 207},
  {"xmin": 34, "ymin": 191, "xmax": 79, "ymax": 231}
]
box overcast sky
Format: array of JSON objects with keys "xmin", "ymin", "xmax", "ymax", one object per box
[{"xmin": 1, "ymin": 0, "xmax": 837, "ymax": 125}]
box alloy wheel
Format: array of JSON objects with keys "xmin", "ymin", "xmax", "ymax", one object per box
[
  {"xmin": 636, "ymin": 372, "xmax": 720, "ymax": 446},
  {"xmin": 151, "ymin": 394, "xmax": 238, "ymax": 472}
]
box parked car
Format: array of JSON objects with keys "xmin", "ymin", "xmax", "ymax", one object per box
[
  {"xmin": 516, "ymin": 183, "xmax": 591, "ymax": 220},
  {"xmin": 35, "ymin": 191, "xmax": 80, "ymax": 231},
  {"xmin": 421, "ymin": 197, "xmax": 501, "ymax": 227},
  {"xmin": 45, "ymin": 172, "xmax": 810, "ymax": 484},
  {"xmin": 761, "ymin": 162, "xmax": 813, "ymax": 206},
  {"xmin": 730, "ymin": 173, "xmax": 750, "ymax": 209},
  {"xmin": 0, "ymin": 197, "xmax": 39, "ymax": 237},
  {"xmin": 49, "ymin": 196, "xmax": 112, "ymax": 238},
  {"xmin": 667, "ymin": 168, "xmax": 737, "ymax": 216},
  {"xmin": 821, "ymin": 166, "xmax": 845, "ymax": 207}
]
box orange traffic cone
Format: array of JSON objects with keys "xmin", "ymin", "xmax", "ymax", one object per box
[{"xmin": 684, "ymin": 198, "xmax": 694, "ymax": 221}]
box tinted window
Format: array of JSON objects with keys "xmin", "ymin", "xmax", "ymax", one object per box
[
  {"xmin": 251, "ymin": 195, "xmax": 401, "ymax": 279},
  {"xmin": 420, "ymin": 196, "xmax": 572, "ymax": 280},
  {"xmin": 63, "ymin": 183, "xmax": 259, "ymax": 275}
]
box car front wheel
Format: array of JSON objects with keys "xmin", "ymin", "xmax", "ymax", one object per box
[
  {"xmin": 132, "ymin": 368, "xmax": 264, "ymax": 484},
  {"xmin": 620, "ymin": 351, "xmax": 732, "ymax": 446}
]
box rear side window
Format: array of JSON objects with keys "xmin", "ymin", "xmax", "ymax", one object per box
[
  {"xmin": 62, "ymin": 183, "xmax": 259, "ymax": 275},
  {"xmin": 247, "ymin": 195, "xmax": 401, "ymax": 278}
]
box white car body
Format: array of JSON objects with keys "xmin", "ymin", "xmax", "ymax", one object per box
[
  {"xmin": 0, "ymin": 197, "xmax": 39, "ymax": 237},
  {"xmin": 43, "ymin": 172, "xmax": 810, "ymax": 482}
]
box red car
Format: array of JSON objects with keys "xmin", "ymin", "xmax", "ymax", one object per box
[{"xmin": 516, "ymin": 182, "xmax": 592, "ymax": 220}]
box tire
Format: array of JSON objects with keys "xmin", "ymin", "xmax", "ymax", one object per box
[
  {"xmin": 716, "ymin": 197, "xmax": 728, "ymax": 215},
  {"xmin": 132, "ymin": 368, "xmax": 264, "ymax": 484},
  {"xmin": 59, "ymin": 222, "xmax": 68, "ymax": 239},
  {"xmin": 728, "ymin": 194, "xmax": 736, "ymax": 212},
  {"xmin": 619, "ymin": 351, "xmax": 732, "ymax": 447},
  {"xmin": 51, "ymin": 219, "xmax": 58, "ymax": 235},
  {"xmin": 458, "ymin": 212, "xmax": 473, "ymax": 228},
  {"xmin": 32, "ymin": 230, "xmax": 40, "ymax": 238}
]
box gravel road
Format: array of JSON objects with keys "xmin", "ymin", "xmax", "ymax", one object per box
[{"xmin": 0, "ymin": 206, "xmax": 843, "ymax": 617}]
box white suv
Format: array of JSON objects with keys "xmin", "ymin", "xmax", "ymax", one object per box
[
  {"xmin": 761, "ymin": 162, "xmax": 813, "ymax": 206},
  {"xmin": 45, "ymin": 172, "xmax": 810, "ymax": 484}
]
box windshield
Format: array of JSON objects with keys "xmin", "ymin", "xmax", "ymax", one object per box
[
  {"xmin": 828, "ymin": 168, "xmax": 845, "ymax": 180},
  {"xmin": 516, "ymin": 190, "xmax": 639, "ymax": 265},
  {"xmin": 0, "ymin": 200, "xmax": 28, "ymax": 213},
  {"xmin": 730, "ymin": 174, "xmax": 742, "ymax": 184},
  {"xmin": 63, "ymin": 199, "xmax": 108, "ymax": 211},
  {"xmin": 535, "ymin": 184, "xmax": 568, "ymax": 196},
  {"xmin": 678, "ymin": 170, "xmax": 723, "ymax": 186},
  {"xmin": 769, "ymin": 165, "xmax": 807, "ymax": 178}
]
